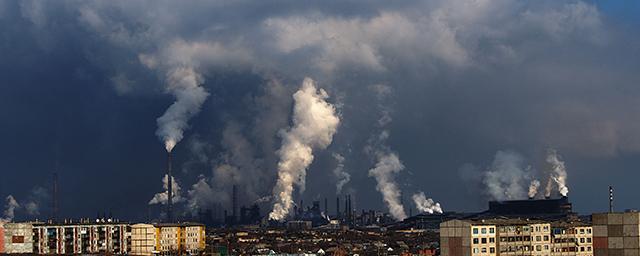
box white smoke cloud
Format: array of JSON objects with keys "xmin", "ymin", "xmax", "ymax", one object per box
[
  {"xmin": 546, "ymin": 149, "xmax": 569, "ymax": 197},
  {"xmin": 544, "ymin": 175, "xmax": 553, "ymax": 198},
  {"xmin": 528, "ymin": 179, "xmax": 541, "ymax": 199},
  {"xmin": 1, "ymin": 195, "xmax": 20, "ymax": 222},
  {"xmin": 149, "ymin": 174, "xmax": 184, "ymax": 205},
  {"xmin": 332, "ymin": 153, "xmax": 350, "ymax": 195},
  {"xmin": 269, "ymin": 77, "xmax": 340, "ymax": 220},
  {"xmin": 483, "ymin": 150, "xmax": 531, "ymax": 201},
  {"xmin": 412, "ymin": 191, "xmax": 443, "ymax": 214},
  {"xmin": 155, "ymin": 67, "xmax": 209, "ymax": 152},
  {"xmin": 368, "ymin": 152, "xmax": 407, "ymax": 221}
]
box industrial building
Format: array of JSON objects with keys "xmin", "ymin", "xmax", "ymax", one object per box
[
  {"xmin": 440, "ymin": 218, "xmax": 593, "ymax": 256},
  {"xmin": 592, "ymin": 212, "xmax": 640, "ymax": 256}
]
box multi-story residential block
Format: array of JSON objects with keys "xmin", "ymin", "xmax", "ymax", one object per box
[
  {"xmin": 131, "ymin": 223, "xmax": 206, "ymax": 256},
  {"xmin": 441, "ymin": 219, "xmax": 592, "ymax": 256},
  {"xmin": 131, "ymin": 223, "xmax": 156, "ymax": 255},
  {"xmin": 32, "ymin": 219, "xmax": 130, "ymax": 254},
  {"xmin": 592, "ymin": 212, "xmax": 640, "ymax": 256}
]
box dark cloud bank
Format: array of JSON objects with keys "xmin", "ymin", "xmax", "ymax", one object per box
[{"xmin": 0, "ymin": 0, "xmax": 639, "ymax": 221}]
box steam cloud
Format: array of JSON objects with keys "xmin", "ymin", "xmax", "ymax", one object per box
[
  {"xmin": 2, "ymin": 195, "xmax": 20, "ymax": 222},
  {"xmin": 149, "ymin": 174, "xmax": 184, "ymax": 205},
  {"xmin": 483, "ymin": 150, "xmax": 530, "ymax": 200},
  {"xmin": 269, "ymin": 78, "xmax": 340, "ymax": 220},
  {"xmin": 544, "ymin": 175, "xmax": 554, "ymax": 198},
  {"xmin": 528, "ymin": 179, "xmax": 541, "ymax": 199},
  {"xmin": 546, "ymin": 149, "xmax": 569, "ymax": 197},
  {"xmin": 368, "ymin": 152, "xmax": 407, "ymax": 221},
  {"xmin": 412, "ymin": 191, "xmax": 443, "ymax": 214},
  {"xmin": 332, "ymin": 153, "xmax": 351, "ymax": 194},
  {"xmin": 156, "ymin": 67, "xmax": 209, "ymax": 152}
]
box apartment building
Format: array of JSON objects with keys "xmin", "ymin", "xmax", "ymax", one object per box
[
  {"xmin": 441, "ymin": 219, "xmax": 592, "ymax": 256},
  {"xmin": 592, "ymin": 212, "xmax": 640, "ymax": 256},
  {"xmin": 131, "ymin": 223, "xmax": 206, "ymax": 256},
  {"xmin": 32, "ymin": 219, "xmax": 130, "ymax": 254}
]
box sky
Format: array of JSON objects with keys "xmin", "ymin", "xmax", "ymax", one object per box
[{"xmin": 0, "ymin": 0, "xmax": 639, "ymax": 221}]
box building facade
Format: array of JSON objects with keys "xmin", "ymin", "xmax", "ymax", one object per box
[
  {"xmin": 1, "ymin": 222, "xmax": 34, "ymax": 254},
  {"xmin": 592, "ymin": 212, "xmax": 640, "ymax": 256},
  {"xmin": 131, "ymin": 223, "xmax": 206, "ymax": 256},
  {"xmin": 32, "ymin": 220, "xmax": 130, "ymax": 254},
  {"xmin": 441, "ymin": 219, "xmax": 592, "ymax": 256}
]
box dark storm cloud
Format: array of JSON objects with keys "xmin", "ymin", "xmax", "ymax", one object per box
[{"xmin": 0, "ymin": 0, "xmax": 639, "ymax": 220}]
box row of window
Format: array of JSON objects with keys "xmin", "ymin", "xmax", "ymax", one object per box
[
  {"xmin": 473, "ymin": 237, "xmax": 496, "ymax": 244},
  {"xmin": 472, "ymin": 247, "xmax": 495, "ymax": 254},
  {"xmin": 553, "ymin": 237, "xmax": 592, "ymax": 243},
  {"xmin": 473, "ymin": 227, "xmax": 496, "ymax": 235}
]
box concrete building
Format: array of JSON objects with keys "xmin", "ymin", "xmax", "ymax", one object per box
[
  {"xmin": 131, "ymin": 223, "xmax": 156, "ymax": 255},
  {"xmin": 32, "ymin": 219, "xmax": 130, "ymax": 254},
  {"xmin": 0, "ymin": 222, "xmax": 34, "ymax": 254},
  {"xmin": 592, "ymin": 212, "xmax": 640, "ymax": 256},
  {"xmin": 441, "ymin": 219, "xmax": 592, "ymax": 256},
  {"xmin": 155, "ymin": 223, "xmax": 206, "ymax": 255}
]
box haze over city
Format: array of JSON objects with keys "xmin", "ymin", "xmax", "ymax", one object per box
[{"xmin": 1, "ymin": 0, "xmax": 640, "ymax": 223}]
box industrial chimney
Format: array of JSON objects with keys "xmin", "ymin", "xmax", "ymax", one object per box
[{"xmin": 167, "ymin": 151, "xmax": 173, "ymax": 223}]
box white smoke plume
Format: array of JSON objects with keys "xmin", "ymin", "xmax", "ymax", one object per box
[
  {"xmin": 412, "ymin": 191, "xmax": 443, "ymax": 214},
  {"xmin": 156, "ymin": 67, "xmax": 209, "ymax": 152},
  {"xmin": 149, "ymin": 174, "xmax": 184, "ymax": 205},
  {"xmin": 269, "ymin": 78, "xmax": 340, "ymax": 220},
  {"xmin": 546, "ymin": 149, "xmax": 569, "ymax": 197},
  {"xmin": 332, "ymin": 153, "xmax": 351, "ymax": 194},
  {"xmin": 528, "ymin": 179, "xmax": 541, "ymax": 199},
  {"xmin": 368, "ymin": 152, "xmax": 407, "ymax": 221},
  {"xmin": 483, "ymin": 150, "xmax": 530, "ymax": 200},
  {"xmin": 2, "ymin": 195, "xmax": 20, "ymax": 222},
  {"xmin": 544, "ymin": 175, "xmax": 553, "ymax": 198}
]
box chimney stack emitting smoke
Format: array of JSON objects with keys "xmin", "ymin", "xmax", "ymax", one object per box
[
  {"xmin": 167, "ymin": 151, "xmax": 173, "ymax": 222},
  {"xmin": 268, "ymin": 78, "xmax": 340, "ymax": 221}
]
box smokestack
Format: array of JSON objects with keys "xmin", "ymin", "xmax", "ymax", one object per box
[
  {"xmin": 344, "ymin": 195, "xmax": 348, "ymax": 219},
  {"xmin": 348, "ymin": 194, "xmax": 352, "ymax": 223},
  {"xmin": 167, "ymin": 151, "xmax": 173, "ymax": 222},
  {"xmin": 336, "ymin": 197, "xmax": 340, "ymax": 218},
  {"xmin": 609, "ymin": 186, "xmax": 614, "ymax": 213},
  {"xmin": 324, "ymin": 198, "xmax": 328, "ymax": 214},
  {"xmin": 52, "ymin": 172, "xmax": 58, "ymax": 222},
  {"xmin": 232, "ymin": 184, "xmax": 237, "ymax": 223}
]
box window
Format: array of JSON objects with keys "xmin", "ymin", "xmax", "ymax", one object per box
[
  {"xmin": 489, "ymin": 238, "xmax": 495, "ymax": 243},
  {"xmin": 474, "ymin": 228, "xmax": 479, "ymax": 234},
  {"xmin": 482, "ymin": 238, "xmax": 487, "ymax": 244},
  {"xmin": 536, "ymin": 245, "xmax": 542, "ymax": 251},
  {"xmin": 536, "ymin": 236, "xmax": 541, "ymax": 242},
  {"xmin": 543, "ymin": 226, "xmax": 549, "ymax": 231},
  {"xmin": 587, "ymin": 238, "xmax": 592, "ymax": 243},
  {"xmin": 500, "ymin": 237, "xmax": 507, "ymax": 242},
  {"xmin": 490, "ymin": 247, "xmax": 495, "ymax": 253},
  {"xmin": 544, "ymin": 236, "xmax": 549, "ymax": 241},
  {"xmin": 587, "ymin": 247, "xmax": 592, "ymax": 251},
  {"xmin": 581, "ymin": 247, "xmax": 585, "ymax": 252},
  {"xmin": 587, "ymin": 228, "xmax": 592, "ymax": 234},
  {"xmin": 482, "ymin": 248, "xmax": 487, "ymax": 253},
  {"xmin": 580, "ymin": 229, "xmax": 585, "ymax": 234},
  {"xmin": 580, "ymin": 238, "xmax": 585, "ymax": 243},
  {"xmin": 482, "ymin": 228, "xmax": 487, "ymax": 234},
  {"xmin": 524, "ymin": 236, "xmax": 531, "ymax": 241},
  {"xmin": 473, "ymin": 248, "xmax": 479, "ymax": 254},
  {"xmin": 544, "ymin": 245, "xmax": 549, "ymax": 250},
  {"xmin": 474, "ymin": 238, "xmax": 479, "ymax": 244},
  {"xmin": 489, "ymin": 228, "xmax": 495, "ymax": 234}
]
